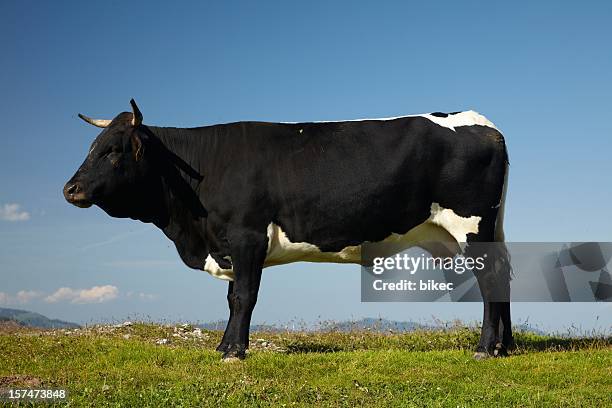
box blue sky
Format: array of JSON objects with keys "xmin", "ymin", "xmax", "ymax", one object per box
[{"xmin": 0, "ymin": 1, "xmax": 610, "ymax": 331}]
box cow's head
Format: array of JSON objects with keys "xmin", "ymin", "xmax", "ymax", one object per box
[{"xmin": 64, "ymin": 99, "xmax": 159, "ymax": 220}]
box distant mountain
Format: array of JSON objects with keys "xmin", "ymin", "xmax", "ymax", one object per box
[
  {"xmin": 0, "ymin": 308, "xmax": 547, "ymax": 335},
  {"xmin": 0, "ymin": 307, "xmax": 80, "ymax": 329},
  {"xmin": 199, "ymin": 320, "xmax": 279, "ymax": 332},
  {"xmin": 198, "ymin": 318, "xmax": 548, "ymax": 334},
  {"xmin": 198, "ymin": 318, "xmax": 428, "ymax": 333},
  {"xmin": 318, "ymin": 318, "xmax": 430, "ymax": 332}
]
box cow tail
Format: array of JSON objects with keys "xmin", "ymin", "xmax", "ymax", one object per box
[
  {"xmin": 494, "ymin": 141, "xmax": 512, "ymax": 282},
  {"xmin": 494, "ymin": 160, "xmax": 508, "ymax": 243}
]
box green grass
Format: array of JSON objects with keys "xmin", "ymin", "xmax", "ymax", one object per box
[{"xmin": 0, "ymin": 323, "xmax": 610, "ymax": 407}]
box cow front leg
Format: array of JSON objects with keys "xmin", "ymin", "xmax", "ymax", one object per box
[
  {"xmin": 220, "ymin": 229, "xmax": 267, "ymax": 361},
  {"xmin": 216, "ymin": 281, "xmax": 234, "ymax": 352}
]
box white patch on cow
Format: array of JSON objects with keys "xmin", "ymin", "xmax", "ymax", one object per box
[
  {"xmin": 420, "ymin": 111, "xmax": 499, "ymax": 132},
  {"xmin": 204, "ymin": 254, "xmax": 234, "ymax": 281},
  {"xmin": 427, "ymin": 203, "xmax": 481, "ymax": 244},
  {"xmin": 202, "ymin": 204, "xmax": 482, "ymax": 281},
  {"xmin": 281, "ymin": 110, "xmax": 499, "ymax": 133}
]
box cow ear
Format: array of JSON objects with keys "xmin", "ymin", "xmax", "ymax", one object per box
[{"xmin": 131, "ymin": 133, "xmax": 144, "ymax": 161}]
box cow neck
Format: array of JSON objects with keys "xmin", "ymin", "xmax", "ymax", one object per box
[{"xmin": 146, "ymin": 125, "xmax": 211, "ymax": 269}]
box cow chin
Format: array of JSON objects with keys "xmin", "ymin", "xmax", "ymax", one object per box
[
  {"xmin": 66, "ymin": 193, "xmax": 93, "ymax": 209},
  {"xmin": 73, "ymin": 200, "xmax": 93, "ymax": 209}
]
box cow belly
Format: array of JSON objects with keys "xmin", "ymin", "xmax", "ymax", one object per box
[
  {"xmin": 202, "ymin": 203, "xmax": 481, "ymax": 281},
  {"xmin": 265, "ymin": 203, "xmax": 481, "ymax": 266}
]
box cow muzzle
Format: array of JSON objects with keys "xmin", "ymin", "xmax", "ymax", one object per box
[{"xmin": 63, "ymin": 181, "xmax": 92, "ymax": 208}]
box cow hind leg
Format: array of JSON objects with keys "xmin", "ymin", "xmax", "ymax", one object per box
[
  {"xmin": 466, "ymin": 208, "xmax": 512, "ymax": 359},
  {"xmin": 473, "ymin": 301, "xmax": 502, "ymax": 359},
  {"xmin": 479, "ymin": 301, "xmax": 514, "ymax": 358},
  {"xmin": 497, "ymin": 301, "xmax": 515, "ymax": 354}
]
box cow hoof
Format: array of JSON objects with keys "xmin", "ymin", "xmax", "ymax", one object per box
[
  {"xmin": 493, "ymin": 343, "xmax": 509, "ymax": 357},
  {"xmin": 222, "ymin": 347, "xmax": 246, "ymax": 361},
  {"xmin": 473, "ymin": 351, "xmax": 490, "ymax": 360}
]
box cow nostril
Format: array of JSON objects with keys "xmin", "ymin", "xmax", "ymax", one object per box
[{"xmin": 66, "ymin": 183, "xmax": 80, "ymax": 195}]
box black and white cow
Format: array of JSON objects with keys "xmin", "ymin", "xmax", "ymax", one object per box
[{"xmin": 64, "ymin": 100, "xmax": 513, "ymax": 360}]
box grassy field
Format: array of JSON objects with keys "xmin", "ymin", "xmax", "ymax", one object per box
[{"xmin": 0, "ymin": 322, "xmax": 610, "ymax": 407}]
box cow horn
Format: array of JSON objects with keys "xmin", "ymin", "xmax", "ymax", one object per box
[
  {"xmin": 130, "ymin": 98, "xmax": 142, "ymax": 127},
  {"xmin": 77, "ymin": 114, "xmax": 112, "ymax": 128}
]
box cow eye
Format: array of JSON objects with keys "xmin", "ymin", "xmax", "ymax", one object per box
[{"xmin": 107, "ymin": 149, "xmax": 121, "ymax": 167}]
